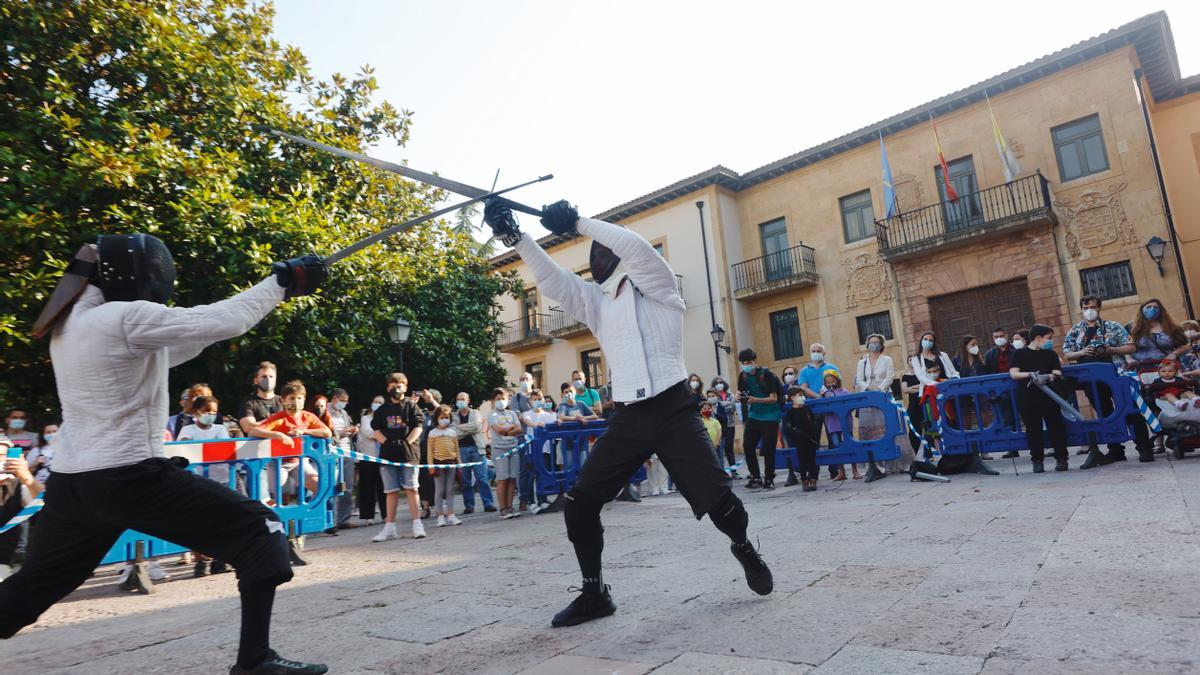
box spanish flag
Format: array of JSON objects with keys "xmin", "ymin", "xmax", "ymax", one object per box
[{"xmin": 930, "ymin": 113, "xmax": 958, "ymax": 202}]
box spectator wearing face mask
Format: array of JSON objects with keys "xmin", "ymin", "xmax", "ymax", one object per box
[
  {"xmin": 250, "ymin": 380, "xmax": 329, "ymax": 505},
  {"xmin": 1179, "ymin": 320, "xmax": 1200, "ymax": 375},
  {"xmin": 781, "ymin": 387, "xmax": 820, "ymax": 492},
  {"xmin": 983, "ymin": 328, "xmax": 1014, "ymax": 375},
  {"xmin": 521, "ymin": 389, "xmax": 558, "ymax": 513},
  {"xmin": 0, "ymin": 437, "xmax": 44, "ymax": 581},
  {"xmin": 452, "ymin": 392, "xmax": 494, "ymax": 515},
  {"xmin": 26, "ymin": 424, "xmax": 58, "ymax": 485},
  {"xmin": 489, "ymin": 388, "xmax": 525, "ymax": 520},
  {"xmin": 798, "ymin": 344, "xmax": 839, "ymax": 400},
  {"xmin": 370, "ymin": 373, "xmax": 427, "ymax": 541},
  {"xmin": 1011, "ymin": 330, "xmax": 1030, "ymax": 352},
  {"xmin": 356, "ymin": 395, "xmax": 386, "ymax": 525},
  {"xmin": 557, "ymin": 383, "xmax": 600, "ymax": 424},
  {"xmin": 176, "ymin": 394, "xmax": 233, "ymax": 577},
  {"xmin": 3, "ymin": 411, "xmax": 39, "ymax": 457},
  {"xmin": 854, "ymin": 333, "xmax": 895, "ymax": 437},
  {"xmin": 171, "ymin": 383, "xmax": 218, "ymax": 441},
  {"xmin": 687, "ymin": 373, "xmax": 705, "ymax": 405},
  {"xmin": 427, "ymin": 405, "xmax": 463, "ymax": 527},
  {"xmin": 237, "ymin": 361, "xmax": 282, "ymax": 436},
  {"xmin": 911, "ymin": 331, "xmax": 959, "ymax": 386},
  {"xmin": 569, "ymin": 371, "xmax": 603, "ymax": 417},
  {"xmin": 513, "ymin": 373, "xmax": 537, "ymax": 513},
  {"xmin": 326, "ymin": 388, "xmax": 359, "ymax": 530},
  {"xmin": 710, "ymin": 377, "xmax": 740, "ymax": 478},
  {"xmin": 736, "ymin": 349, "xmax": 785, "ymax": 491},
  {"xmin": 1010, "ymin": 324, "xmax": 1070, "ymax": 473},
  {"xmin": 953, "ymin": 335, "xmax": 985, "ymax": 377}
]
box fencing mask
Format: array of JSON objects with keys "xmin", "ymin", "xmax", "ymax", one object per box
[
  {"xmin": 95, "ymin": 233, "xmax": 176, "ymax": 304},
  {"xmin": 590, "ymin": 241, "xmax": 620, "ymax": 284},
  {"xmin": 31, "ymin": 244, "xmax": 98, "ymax": 339}
]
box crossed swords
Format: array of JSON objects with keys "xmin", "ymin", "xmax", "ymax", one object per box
[{"xmin": 253, "ymin": 125, "xmax": 547, "ymax": 264}]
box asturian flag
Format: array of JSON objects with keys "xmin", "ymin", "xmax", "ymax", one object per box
[
  {"xmin": 986, "ymin": 92, "xmax": 1022, "ymax": 183},
  {"xmin": 880, "ymin": 132, "xmax": 899, "ymax": 219}
]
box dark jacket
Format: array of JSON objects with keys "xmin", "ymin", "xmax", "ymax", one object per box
[
  {"xmin": 782, "ymin": 405, "xmax": 819, "ymax": 451},
  {"xmin": 983, "ymin": 345, "xmax": 1014, "ymax": 375}
]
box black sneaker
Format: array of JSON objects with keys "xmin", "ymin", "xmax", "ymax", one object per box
[
  {"xmin": 1001, "ymin": 451, "xmax": 1019, "ymax": 458},
  {"xmin": 762, "ymin": 480, "xmax": 775, "ymax": 491},
  {"xmin": 730, "ymin": 541, "xmax": 773, "ymax": 595},
  {"xmin": 551, "ymin": 585, "xmax": 617, "ymax": 627},
  {"xmin": 288, "ymin": 542, "xmax": 307, "ymax": 567},
  {"xmin": 210, "ymin": 560, "xmax": 229, "ymax": 574},
  {"xmin": 1108, "ymin": 450, "xmax": 1128, "ymax": 462},
  {"xmin": 1031, "ymin": 460, "xmax": 1045, "ymax": 474},
  {"xmin": 784, "ymin": 474, "xmax": 799, "ymax": 487},
  {"xmin": 230, "ymin": 650, "xmax": 328, "ymax": 674},
  {"xmin": 483, "ymin": 505, "xmax": 498, "ymax": 513},
  {"xmin": 193, "ymin": 561, "xmax": 209, "ymax": 578},
  {"xmin": 744, "ymin": 477, "xmax": 762, "ymax": 490},
  {"xmin": 462, "ymin": 507, "xmax": 474, "ymax": 515},
  {"xmin": 1055, "ymin": 459, "xmax": 1069, "ymax": 472}
]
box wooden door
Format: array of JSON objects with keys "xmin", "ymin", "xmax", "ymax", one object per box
[{"xmin": 929, "ymin": 279, "xmax": 1034, "ymax": 348}]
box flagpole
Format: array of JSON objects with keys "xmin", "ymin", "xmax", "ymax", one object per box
[{"xmin": 986, "ymin": 89, "xmax": 1021, "ymax": 216}]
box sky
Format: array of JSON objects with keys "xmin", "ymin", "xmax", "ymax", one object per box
[{"xmin": 272, "ymin": 1, "xmax": 1200, "ymax": 242}]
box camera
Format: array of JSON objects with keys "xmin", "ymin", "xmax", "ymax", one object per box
[{"xmin": 1088, "ymin": 340, "xmax": 1108, "ymax": 356}]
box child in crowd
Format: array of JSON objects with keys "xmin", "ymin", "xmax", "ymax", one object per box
[
  {"xmin": 557, "ymin": 383, "xmax": 600, "ymax": 424},
  {"xmin": 426, "ymin": 405, "xmax": 463, "ymax": 527},
  {"xmin": 918, "ymin": 363, "xmax": 946, "ymax": 456},
  {"xmin": 176, "ymin": 394, "xmax": 232, "ymax": 576},
  {"xmin": 1149, "ymin": 360, "xmax": 1200, "ymax": 410},
  {"xmin": 249, "ymin": 380, "xmax": 331, "ymax": 505},
  {"xmin": 1010, "ymin": 323, "xmax": 1070, "ymax": 472},
  {"xmin": 522, "ymin": 389, "xmax": 558, "ymax": 513},
  {"xmin": 782, "ymin": 386, "xmax": 820, "ymax": 492},
  {"xmin": 820, "ymin": 370, "xmax": 859, "ymax": 481},
  {"xmin": 488, "ymin": 388, "xmax": 524, "ymax": 519},
  {"xmin": 1181, "ymin": 320, "xmax": 1200, "ymax": 375}
]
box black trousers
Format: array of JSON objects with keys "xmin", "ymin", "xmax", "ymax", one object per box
[
  {"xmin": 783, "ymin": 432, "xmax": 818, "ymax": 481},
  {"xmin": 356, "ymin": 461, "xmax": 386, "ymax": 521},
  {"xmin": 742, "ymin": 419, "xmax": 780, "ymax": 482},
  {"xmin": 0, "ymin": 458, "xmax": 292, "ymax": 637},
  {"xmin": 719, "ymin": 421, "xmax": 737, "ymax": 467},
  {"xmin": 1019, "ymin": 401, "xmax": 1068, "ymax": 461},
  {"xmin": 572, "ymin": 381, "xmax": 732, "ymax": 517}
]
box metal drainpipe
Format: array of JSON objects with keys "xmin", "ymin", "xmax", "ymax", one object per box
[
  {"xmin": 1134, "ymin": 69, "xmax": 1194, "ymax": 318},
  {"xmin": 697, "ymin": 201, "xmax": 721, "ymax": 376}
]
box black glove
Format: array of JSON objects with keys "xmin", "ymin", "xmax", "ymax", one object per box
[
  {"xmin": 272, "ymin": 254, "xmax": 328, "ymax": 299},
  {"xmin": 483, "ymin": 198, "xmax": 523, "ymax": 247},
  {"xmin": 540, "ymin": 199, "xmax": 579, "ymax": 236}
]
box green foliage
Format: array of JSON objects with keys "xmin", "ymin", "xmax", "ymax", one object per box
[{"xmin": 0, "ymin": 0, "xmax": 520, "ymax": 421}]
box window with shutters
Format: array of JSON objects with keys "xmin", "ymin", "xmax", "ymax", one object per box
[{"xmin": 769, "ymin": 308, "xmax": 803, "ymax": 360}]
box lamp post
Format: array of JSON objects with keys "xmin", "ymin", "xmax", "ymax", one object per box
[
  {"xmin": 711, "ymin": 323, "xmax": 732, "ymax": 357},
  {"xmin": 387, "ymin": 317, "xmax": 412, "ymax": 373},
  {"xmin": 697, "ymin": 201, "xmax": 722, "ymax": 376},
  {"xmin": 1145, "ymin": 236, "xmax": 1168, "ymax": 276}
]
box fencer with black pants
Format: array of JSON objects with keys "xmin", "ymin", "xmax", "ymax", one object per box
[
  {"xmin": 494, "ymin": 199, "xmax": 773, "ymax": 628},
  {"xmin": 0, "ymin": 234, "xmax": 327, "ymax": 674}
]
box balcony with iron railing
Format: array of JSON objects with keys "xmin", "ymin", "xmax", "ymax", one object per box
[
  {"xmin": 874, "ymin": 172, "xmax": 1056, "ymax": 262},
  {"xmin": 546, "ymin": 308, "xmax": 589, "ymax": 338},
  {"xmin": 731, "ymin": 243, "xmax": 819, "ymax": 301},
  {"xmin": 498, "ymin": 313, "xmax": 553, "ymax": 352}
]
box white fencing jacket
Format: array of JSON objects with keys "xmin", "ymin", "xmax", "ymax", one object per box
[
  {"xmin": 515, "ymin": 218, "xmax": 687, "ymax": 404},
  {"xmin": 51, "ymin": 278, "xmax": 285, "ymax": 473}
]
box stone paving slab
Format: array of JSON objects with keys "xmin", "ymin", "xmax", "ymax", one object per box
[{"xmin": 4, "ymin": 451, "xmax": 1200, "ymax": 673}]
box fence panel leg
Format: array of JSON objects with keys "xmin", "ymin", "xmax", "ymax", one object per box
[{"xmin": 118, "ymin": 540, "xmax": 155, "ymax": 594}]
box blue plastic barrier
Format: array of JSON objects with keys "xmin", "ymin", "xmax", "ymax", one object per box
[
  {"xmin": 773, "ymin": 391, "xmax": 905, "ymax": 470},
  {"xmin": 934, "ymin": 362, "xmax": 1138, "ymax": 456},
  {"xmin": 528, "ymin": 422, "xmax": 648, "ymax": 500},
  {"xmin": 98, "ymin": 436, "xmax": 337, "ymax": 566}
]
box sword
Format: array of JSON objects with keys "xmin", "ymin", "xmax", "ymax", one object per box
[
  {"xmin": 1031, "ymin": 379, "xmax": 1086, "ymax": 422},
  {"xmin": 324, "ymin": 174, "xmax": 551, "ymax": 265},
  {"xmin": 254, "ymin": 125, "xmax": 545, "ymax": 217}
]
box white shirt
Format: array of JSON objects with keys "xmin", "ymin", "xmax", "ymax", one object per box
[
  {"xmin": 515, "ymin": 218, "xmax": 687, "ymax": 403},
  {"xmin": 51, "ymin": 278, "xmax": 285, "ymax": 474},
  {"xmin": 910, "ymin": 352, "xmax": 960, "ymax": 386},
  {"xmin": 329, "ymin": 407, "xmax": 354, "ymax": 452},
  {"xmin": 357, "ymin": 413, "xmax": 379, "ymax": 456},
  {"xmin": 855, "ymin": 354, "xmax": 896, "ymax": 393},
  {"xmin": 176, "ymin": 422, "xmax": 230, "ymax": 442}
]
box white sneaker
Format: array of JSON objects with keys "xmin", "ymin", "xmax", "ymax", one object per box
[
  {"xmin": 446, "ymin": 515, "xmax": 463, "ymax": 526},
  {"xmin": 148, "ymin": 560, "xmax": 169, "ymax": 581},
  {"xmin": 372, "ymin": 523, "xmax": 397, "ymax": 542},
  {"xmin": 356, "ymin": 518, "xmax": 375, "ymax": 527},
  {"xmin": 412, "ymin": 520, "xmax": 427, "ymax": 539},
  {"xmin": 508, "ymin": 508, "xmax": 521, "ymax": 519},
  {"xmin": 499, "ymin": 509, "xmax": 515, "ymax": 520},
  {"xmin": 436, "ymin": 515, "xmax": 447, "ymax": 527},
  {"xmin": 528, "ymin": 503, "xmax": 543, "ymax": 515}
]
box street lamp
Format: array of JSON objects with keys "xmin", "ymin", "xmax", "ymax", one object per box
[
  {"xmin": 711, "ymin": 323, "xmax": 731, "ymax": 354},
  {"xmin": 1145, "ymin": 236, "xmax": 1168, "ymax": 276},
  {"xmin": 387, "ymin": 316, "xmax": 412, "ymax": 372}
]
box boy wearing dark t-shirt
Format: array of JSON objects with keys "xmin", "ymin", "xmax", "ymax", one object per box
[
  {"xmin": 1009, "ymin": 324, "xmax": 1069, "ymax": 473},
  {"xmin": 369, "ymin": 372, "xmax": 426, "ymax": 542}
]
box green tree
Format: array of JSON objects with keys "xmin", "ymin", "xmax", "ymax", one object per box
[{"xmin": 0, "ymin": 0, "xmax": 520, "ymax": 420}]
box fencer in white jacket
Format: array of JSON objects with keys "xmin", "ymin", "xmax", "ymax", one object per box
[
  {"xmin": 1, "ymin": 233, "xmax": 329, "ymax": 675},
  {"xmin": 484, "ymin": 198, "xmax": 773, "ymax": 629}
]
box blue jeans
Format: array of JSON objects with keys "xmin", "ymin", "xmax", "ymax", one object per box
[{"xmin": 459, "ymin": 445, "xmax": 493, "ymax": 510}]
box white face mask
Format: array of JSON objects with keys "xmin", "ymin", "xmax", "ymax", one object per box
[
  {"xmin": 1012, "ymin": 339, "xmax": 1026, "ymax": 350},
  {"xmin": 783, "ymin": 374, "xmax": 796, "ymax": 384},
  {"xmin": 437, "ymin": 418, "xmax": 450, "ymax": 427},
  {"xmin": 198, "ymin": 413, "xmax": 217, "ymax": 426},
  {"xmin": 494, "ymin": 399, "xmax": 508, "ymax": 411},
  {"xmin": 715, "ymin": 383, "xmax": 726, "ymax": 391},
  {"xmin": 1082, "ymin": 308, "xmax": 1099, "ymax": 322},
  {"xmin": 810, "ymin": 352, "xmax": 824, "ymax": 363},
  {"xmin": 791, "ymin": 395, "xmax": 804, "ymax": 406},
  {"xmin": 1187, "ymin": 330, "xmax": 1200, "ymax": 341},
  {"xmin": 968, "ymin": 345, "xmax": 980, "ymax": 355},
  {"xmin": 519, "ymin": 381, "xmax": 531, "ymax": 392},
  {"xmin": 690, "ymin": 380, "xmax": 700, "ymax": 389},
  {"xmin": 371, "ymin": 402, "xmax": 382, "ymax": 412},
  {"xmin": 994, "ymin": 337, "xmax": 1008, "ymax": 348},
  {"xmin": 333, "ymin": 401, "xmax": 346, "ymax": 412}
]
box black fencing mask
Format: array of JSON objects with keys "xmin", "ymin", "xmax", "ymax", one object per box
[
  {"xmin": 95, "ymin": 233, "xmax": 176, "ymax": 304},
  {"xmin": 590, "ymin": 241, "xmax": 621, "ymax": 284}
]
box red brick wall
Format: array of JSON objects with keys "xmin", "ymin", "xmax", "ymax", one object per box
[{"xmin": 892, "ymin": 224, "xmax": 1071, "ymax": 346}]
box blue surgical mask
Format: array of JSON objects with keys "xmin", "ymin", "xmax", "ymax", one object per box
[
  {"xmin": 9, "ymin": 419, "xmax": 26, "ymax": 431},
  {"xmin": 44, "ymin": 432, "xmax": 56, "ymax": 442},
  {"xmin": 921, "ymin": 339, "xmax": 934, "ymax": 350},
  {"xmin": 1143, "ymin": 306, "xmax": 1160, "ymax": 320},
  {"xmin": 1041, "ymin": 338, "xmax": 1055, "ymax": 350},
  {"xmin": 456, "ymin": 400, "xmax": 468, "ymax": 410},
  {"xmin": 371, "ymin": 402, "xmax": 382, "ymax": 412},
  {"xmin": 740, "ymin": 364, "xmax": 755, "ymax": 374},
  {"xmin": 198, "ymin": 413, "xmax": 217, "ymax": 426}
]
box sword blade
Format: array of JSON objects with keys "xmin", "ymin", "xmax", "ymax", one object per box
[
  {"xmin": 1032, "ymin": 381, "xmax": 1086, "ymax": 422},
  {"xmin": 256, "ymin": 126, "xmax": 545, "ymax": 217},
  {"xmin": 324, "ymin": 174, "xmax": 552, "ymax": 265}
]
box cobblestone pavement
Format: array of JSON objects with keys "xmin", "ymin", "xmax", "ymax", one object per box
[{"xmin": 6, "ymin": 452, "xmax": 1200, "ymax": 674}]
